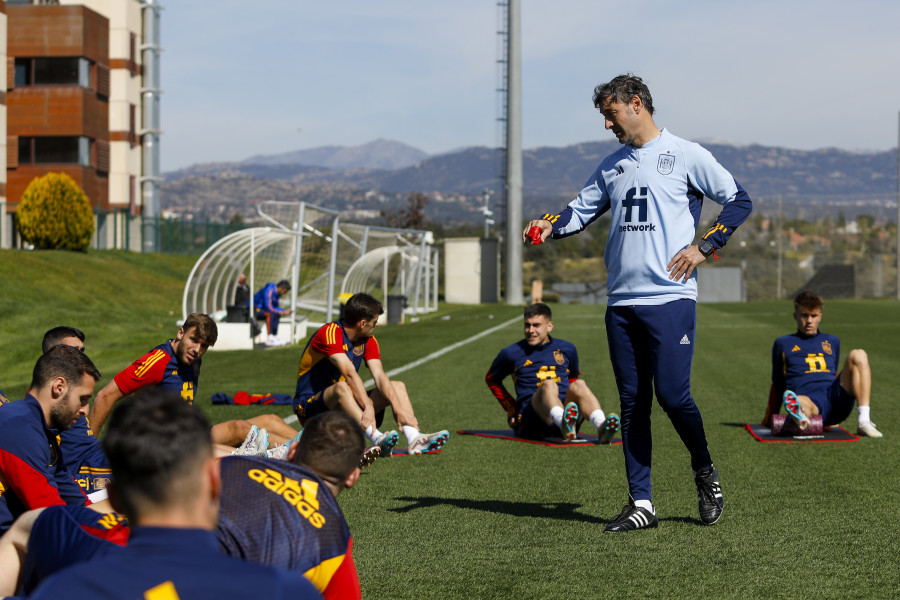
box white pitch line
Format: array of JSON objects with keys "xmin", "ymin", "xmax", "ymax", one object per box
[{"xmin": 283, "ymin": 315, "xmax": 521, "ymax": 425}]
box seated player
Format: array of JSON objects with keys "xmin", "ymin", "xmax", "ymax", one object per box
[
  {"xmin": 765, "ymin": 290, "xmax": 882, "ymax": 437},
  {"xmin": 293, "ymin": 292, "xmax": 449, "ymax": 455},
  {"xmin": 0, "ymin": 346, "xmax": 114, "ymax": 534},
  {"xmin": 38, "ymin": 327, "xmax": 112, "ymax": 495},
  {"xmin": 486, "ymin": 302, "xmax": 619, "ymax": 442},
  {"xmin": 0, "ymin": 503, "xmax": 129, "ymax": 596},
  {"xmin": 217, "ymin": 411, "xmax": 364, "ymax": 599},
  {"xmin": 253, "ymin": 279, "xmax": 292, "ymax": 346},
  {"xmin": 25, "ymin": 390, "xmax": 321, "ymax": 599},
  {"xmin": 2, "ymin": 408, "xmax": 366, "ymax": 598},
  {"xmin": 90, "ymin": 313, "xmax": 300, "ymax": 453}
]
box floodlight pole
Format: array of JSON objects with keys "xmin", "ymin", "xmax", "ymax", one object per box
[
  {"xmin": 777, "ymin": 194, "xmax": 783, "ymax": 300},
  {"xmin": 290, "ymin": 202, "xmax": 305, "ymax": 343},
  {"xmin": 504, "ymin": 0, "xmax": 523, "ymax": 305}
]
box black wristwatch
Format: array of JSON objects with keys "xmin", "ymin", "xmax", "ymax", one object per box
[{"xmin": 698, "ymin": 239, "xmax": 715, "ymax": 257}]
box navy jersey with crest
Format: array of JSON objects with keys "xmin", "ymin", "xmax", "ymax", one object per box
[
  {"xmin": 113, "ymin": 339, "xmax": 201, "ymax": 404},
  {"xmin": 772, "ymin": 330, "xmax": 841, "ymax": 400},
  {"xmin": 485, "ymin": 337, "xmax": 579, "ymax": 414},
  {"xmin": 58, "ymin": 415, "xmax": 111, "ymax": 494},
  {"xmin": 216, "ymin": 456, "xmax": 360, "ymax": 599},
  {"xmin": 294, "ymin": 322, "xmax": 380, "ymax": 402},
  {"xmin": 0, "ymin": 395, "xmax": 90, "ymax": 532}
]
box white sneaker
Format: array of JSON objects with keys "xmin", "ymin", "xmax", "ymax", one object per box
[
  {"xmin": 407, "ymin": 430, "xmax": 450, "ymax": 454},
  {"xmin": 374, "ymin": 430, "xmax": 399, "ymax": 454},
  {"xmin": 253, "ymin": 428, "xmax": 270, "ymax": 454},
  {"xmin": 857, "ymin": 421, "xmax": 883, "ymax": 438},
  {"xmin": 232, "ymin": 425, "xmax": 264, "ymax": 456},
  {"xmin": 266, "ymin": 442, "xmax": 291, "ymax": 460}
]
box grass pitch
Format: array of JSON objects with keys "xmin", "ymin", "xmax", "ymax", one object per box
[{"xmin": 1, "ymin": 250, "xmax": 898, "ymax": 599}]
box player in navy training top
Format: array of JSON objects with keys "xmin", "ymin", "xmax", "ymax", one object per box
[
  {"xmin": 526, "ymin": 75, "xmax": 752, "ymax": 531},
  {"xmin": 36, "ymin": 327, "xmax": 113, "ymax": 495},
  {"xmin": 293, "ymin": 292, "xmax": 449, "ymax": 456},
  {"xmin": 1, "ymin": 413, "xmax": 361, "ymax": 599},
  {"xmin": 486, "ymin": 303, "xmax": 620, "ymax": 442},
  {"xmin": 0, "ymin": 346, "xmax": 112, "ymax": 533},
  {"xmin": 90, "ymin": 313, "xmax": 299, "ymax": 449},
  {"xmin": 253, "ymin": 279, "xmax": 292, "ymax": 345},
  {"xmin": 764, "ymin": 290, "xmax": 883, "ymax": 437},
  {"xmin": 27, "ymin": 389, "xmax": 321, "ymax": 600},
  {"xmin": 217, "ymin": 411, "xmax": 364, "ymax": 599}
]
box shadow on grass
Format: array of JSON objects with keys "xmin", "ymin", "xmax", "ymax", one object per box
[
  {"xmin": 390, "ymin": 496, "xmax": 607, "ymax": 524},
  {"xmin": 390, "ymin": 496, "xmax": 708, "ymax": 528}
]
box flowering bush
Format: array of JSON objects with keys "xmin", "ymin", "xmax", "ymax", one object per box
[{"xmin": 17, "ymin": 173, "xmax": 94, "ymax": 251}]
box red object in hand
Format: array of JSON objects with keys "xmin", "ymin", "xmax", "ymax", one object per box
[{"xmin": 528, "ymin": 226, "xmax": 543, "ymax": 245}]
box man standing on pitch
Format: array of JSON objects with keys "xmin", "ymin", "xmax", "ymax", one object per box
[{"xmin": 526, "ymin": 74, "xmax": 752, "ymax": 531}]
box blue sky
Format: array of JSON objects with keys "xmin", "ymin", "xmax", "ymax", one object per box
[{"xmin": 161, "ymin": 0, "xmax": 900, "ymax": 171}]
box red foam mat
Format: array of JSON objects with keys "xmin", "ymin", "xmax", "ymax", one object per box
[
  {"xmin": 457, "ymin": 429, "xmax": 621, "ymax": 446},
  {"xmin": 745, "ymin": 423, "xmax": 859, "ymax": 443}
]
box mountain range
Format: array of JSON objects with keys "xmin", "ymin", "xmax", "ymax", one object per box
[{"xmin": 162, "ymin": 139, "xmax": 900, "ymax": 224}]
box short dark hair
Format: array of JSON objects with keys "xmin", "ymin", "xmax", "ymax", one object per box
[
  {"xmin": 277, "ymin": 279, "xmax": 292, "ymax": 291},
  {"xmin": 524, "ymin": 302, "xmax": 552, "ymax": 321},
  {"xmin": 182, "ymin": 313, "xmax": 218, "ymax": 346},
  {"xmin": 295, "ymin": 411, "xmax": 365, "ymax": 482},
  {"xmin": 593, "ymin": 73, "xmax": 654, "ymax": 116},
  {"xmin": 794, "ymin": 290, "xmax": 824, "ymax": 312},
  {"xmin": 41, "ymin": 326, "xmax": 85, "ymax": 354},
  {"xmin": 102, "ymin": 389, "xmax": 212, "ymax": 520},
  {"xmin": 31, "ymin": 344, "xmax": 101, "ymax": 390},
  {"xmin": 343, "ymin": 292, "xmax": 384, "ymax": 325}
]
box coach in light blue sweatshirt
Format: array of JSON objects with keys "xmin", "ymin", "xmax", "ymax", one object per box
[{"xmin": 526, "ymin": 74, "xmax": 752, "ymax": 533}]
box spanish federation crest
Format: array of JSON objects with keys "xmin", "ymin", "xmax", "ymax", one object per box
[
  {"xmin": 821, "ymin": 340, "xmax": 832, "ymax": 355},
  {"xmin": 657, "ymin": 153, "xmax": 675, "ymax": 175},
  {"xmin": 553, "ymin": 349, "xmax": 565, "ymax": 365},
  {"xmin": 352, "ymin": 344, "xmax": 365, "ymax": 357}
]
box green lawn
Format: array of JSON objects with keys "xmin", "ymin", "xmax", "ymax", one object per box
[{"xmin": 2, "ymin": 250, "xmax": 898, "ymax": 599}]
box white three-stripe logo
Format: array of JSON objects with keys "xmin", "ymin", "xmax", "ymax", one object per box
[
  {"xmin": 680, "ymin": 334, "xmax": 691, "ymax": 345},
  {"xmin": 630, "ymin": 511, "xmax": 650, "ymax": 527}
]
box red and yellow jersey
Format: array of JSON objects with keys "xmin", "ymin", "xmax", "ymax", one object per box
[
  {"xmin": 113, "ymin": 340, "xmax": 200, "ymax": 405},
  {"xmin": 294, "ymin": 322, "xmax": 380, "ymax": 402}
]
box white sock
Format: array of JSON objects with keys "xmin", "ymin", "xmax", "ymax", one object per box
[
  {"xmin": 549, "ymin": 405, "xmax": 564, "ymax": 428},
  {"xmin": 634, "ymin": 499, "xmax": 655, "ymax": 514},
  {"xmin": 589, "ymin": 409, "xmax": 607, "ymax": 431},
  {"xmin": 402, "ymin": 425, "xmax": 420, "ymax": 445},
  {"xmin": 858, "ymin": 405, "xmax": 871, "ymax": 423},
  {"xmin": 365, "ymin": 425, "xmax": 383, "ymax": 444}
]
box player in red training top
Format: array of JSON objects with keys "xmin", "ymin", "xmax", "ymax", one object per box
[
  {"xmin": 90, "ymin": 313, "xmax": 300, "ymax": 451},
  {"xmin": 293, "ymin": 293, "xmax": 449, "ymax": 455}
]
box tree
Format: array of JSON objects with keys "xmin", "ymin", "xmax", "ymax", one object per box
[
  {"xmin": 17, "ymin": 173, "xmax": 94, "ymax": 251},
  {"xmin": 381, "ymin": 192, "xmax": 429, "ymax": 229}
]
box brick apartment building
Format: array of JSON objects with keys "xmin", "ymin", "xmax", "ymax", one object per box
[{"xmin": 1, "ymin": 0, "xmax": 159, "ymax": 251}]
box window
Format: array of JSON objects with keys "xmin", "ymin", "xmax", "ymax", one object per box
[
  {"xmin": 17, "ymin": 136, "xmax": 93, "ymax": 167},
  {"xmin": 129, "ymin": 104, "xmax": 137, "ymax": 147},
  {"xmin": 14, "ymin": 57, "xmax": 92, "ymax": 88}
]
